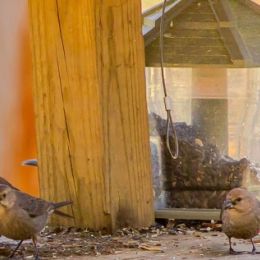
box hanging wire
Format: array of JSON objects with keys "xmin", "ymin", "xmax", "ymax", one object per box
[{"xmin": 159, "ymin": 0, "xmax": 179, "ymax": 159}]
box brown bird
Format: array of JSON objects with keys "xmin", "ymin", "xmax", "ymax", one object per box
[
  {"xmin": 221, "ymin": 187, "xmax": 260, "ymax": 254},
  {"xmin": 0, "ymin": 175, "xmax": 72, "ymax": 219},
  {"xmin": 0, "ymin": 184, "xmax": 72, "ymax": 259},
  {"xmin": 0, "ymin": 160, "xmax": 71, "ymax": 221}
]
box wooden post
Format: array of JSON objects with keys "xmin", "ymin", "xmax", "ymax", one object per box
[{"xmin": 28, "ymin": 0, "xmax": 154, "ymax": 230}]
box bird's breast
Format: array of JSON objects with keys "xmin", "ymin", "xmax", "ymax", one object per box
[
  {"xmin": 222, "ymin": 210, "xmax": 259, "ymax": 239},
  {"xmin": 0, "ymin": 205, "xmax": 6, "ymax": 218},
  {"xmin": 0, "ymin": 206, "xmax": 38, "ymax": 240}
]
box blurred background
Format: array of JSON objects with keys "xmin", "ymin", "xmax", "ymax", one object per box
[{"xmin": 0, "ymin": 0, "xmax": 37, "ymax": 195}]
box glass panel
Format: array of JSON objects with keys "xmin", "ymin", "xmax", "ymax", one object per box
[{"xmin": 146, "ymin": 67, "xmax": 260, "ymax": 209}]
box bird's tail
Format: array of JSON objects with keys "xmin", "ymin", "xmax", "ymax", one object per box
[
  {"xmin": 53, "ymin": 201, "xmax": 73, "ymax": 218},
  {"xmin": 22, "ymin": 159, "xmax": 38, "ymax": 167},
  {"xmin": 53, "ymin": 200, "xmax": 73, "ymax": 209},
  {"xmin": 54, "ymin": 209, "xmax": 74, "ymax": 219}
]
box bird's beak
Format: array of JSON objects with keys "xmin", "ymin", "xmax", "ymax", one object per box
[{"xmin": 223, "ymin": 199, "xmax": 234, "ymax": 209}]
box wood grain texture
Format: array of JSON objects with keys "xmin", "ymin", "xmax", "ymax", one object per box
[
  {"xmin": 96, "ymin": 0, "xmax": 154, "ymax": 230},
  {"xmin": 28, "ymin": 0, "xmax": 154, "ymax": 230}
]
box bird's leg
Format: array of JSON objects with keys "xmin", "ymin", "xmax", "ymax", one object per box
[
  {"xmin": 250, "ymin": 239, "xmax": 256, "ymax": 254},
  {"xmin": 228, "ymin": 237, "xmax": 236, "ymax": 254},
  {"xmin": 228, "ymin": 237, "xmax": 244, "ymax": 255},
  {"xmin": 32, "ymin": 236, "xmax": 40, "ymax": 260},
  {"xmin": 9, "ymin": 240, "xmax": 24, "ymax": 258}
]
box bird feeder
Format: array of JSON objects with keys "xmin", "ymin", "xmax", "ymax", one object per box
[{"xmin": 143, "ymin": 0, "xmax": 260, "ymax": 220}]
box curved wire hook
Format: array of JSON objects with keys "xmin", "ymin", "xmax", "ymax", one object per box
[{"xmin": 159, "ymin": 0, "xmax": 179, "ymax": 159}]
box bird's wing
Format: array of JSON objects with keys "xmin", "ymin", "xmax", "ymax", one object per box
[
  {"xmin": 14, "ymin": 191, "xmax": 73, "ymax": 219},
  {"xmin": 15, "ymin": 191, "xmax": 52, "ymax": 218}
]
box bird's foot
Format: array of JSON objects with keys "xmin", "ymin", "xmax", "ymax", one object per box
[
  {"xmin": 8, "ymin": 250, "xmax": 17, "ymax": 258},
  {"xmin": 8, "ymin": 254, "xmax": 14, "ymax": 259},
  {"xmin": 229, "ymin": 248, "xmax": 243, "ymax": 255},
  {"xmin": 8, "ymin": 240, "xmax": 24, "ymax": 258}
]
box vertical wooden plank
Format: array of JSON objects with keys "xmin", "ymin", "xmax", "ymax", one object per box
[
  {"xmin": 96, "ymin": 0, "xmax": 154, "ymax": 229},
  {"xmin": 28, "ymin": 0, "xmax": 109, "ymax": 229},
  {"xmin": 28, "ymin": 0, "xmax": 154, "ymax": 229}
]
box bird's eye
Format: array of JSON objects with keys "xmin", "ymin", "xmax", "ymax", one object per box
[{"xmin": 236, "ymin": 197, "xmax": 242, "ymax": 202}]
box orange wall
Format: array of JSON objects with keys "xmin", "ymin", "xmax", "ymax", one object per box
[
  {"xmin": 0, "ymin": 1, "xmax": 38, "ymax": 195},
  {"xmin": 251, "ymin": 0, "xmax": 260, "ymax": 5}
]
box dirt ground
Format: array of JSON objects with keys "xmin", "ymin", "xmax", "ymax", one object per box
[
  {"xmin": 1, "ymin": 223, "xmax": 260, "ymax": 259},
  {"xmin": 87, "ymin": 233, "xmax": 260, "ymax": 260}
]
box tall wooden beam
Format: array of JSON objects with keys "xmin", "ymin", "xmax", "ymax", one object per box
[{"xmin": 28, "ymin": 0, "xmax": 154, "ymax": 230}]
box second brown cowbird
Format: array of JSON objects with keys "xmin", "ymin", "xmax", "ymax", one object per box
[
  {"xmin": 0, "ymin": 184, "xmax": 72, "ymax": 259},
  {"xmin": 221, "ymin": 187, "xmax": 260, "ymax": 254}
]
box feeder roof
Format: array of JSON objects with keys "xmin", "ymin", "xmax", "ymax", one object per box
[{"xmin": 143, "ymin": 0, "xmax": 260, "ymax": 67}]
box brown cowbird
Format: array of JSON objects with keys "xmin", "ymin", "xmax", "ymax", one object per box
[
  {"xmin": 0, "ymin": 175, "xmax": 72, "ymax": 219},
  {"xmin": 0, "ymin": 184, "xmax": 72, "ymax": 259},
  {"xmin": 221, "ymin": 187, "xmax": 260, "ymax": 254}
]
